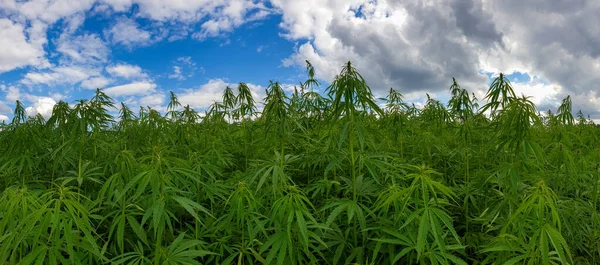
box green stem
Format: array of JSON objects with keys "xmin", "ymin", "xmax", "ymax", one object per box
[
  {"xmin": 243, "ymin": 120, "xmax": 248, "ymax": 170},
  {"xmin": 349, "ymin": 118, "xmax": 357, "ymax": 202},
  {"xmin": 120, "ymin": 202, "xmax": 126, "ymax": 254},
  {"xmin": 464, "ymin": 138, "xmax": 470, "ymax": 236},
  {"xmin": 154, "ymin": 225, "xmax": 163, "ymax": 264},
  {"xmin": 77, "ymin": 152, "xmax": 83, "ymax": 203},
  {"xmin": 280, "ymin": 136, "xmax": 285, "ymax": 169},
  {"xmin": 593, "ymin": 163, "xmax": 599, "ymax": 263}
]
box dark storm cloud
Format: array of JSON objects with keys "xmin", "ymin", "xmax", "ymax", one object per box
[
  {"xmin": 450, "ymin": 0, "xmax": 504, "ymax": 48},
  {"xmin": 326, "ymin": 0, "xmax": 489, "ymax": 93},
  {"xmin": 280, "ymin": 0, "xmax": 600, "ymax": 117},
  {"xmin": 487, "ymin": 0, "xmax": 600, "ymax": 97}
]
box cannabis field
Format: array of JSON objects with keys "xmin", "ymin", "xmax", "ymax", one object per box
[{"xmin": 1, "ymin": 61, "xmax": 599, "ymax": 264}]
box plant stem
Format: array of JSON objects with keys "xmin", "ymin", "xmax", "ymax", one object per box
[
  {"xmin": 593, "ymin": 163, "xmax": 599, "ymax": 263},
  {"xmin": 349, "ymin": 117, "xmax": 357, "ymax": 202}
]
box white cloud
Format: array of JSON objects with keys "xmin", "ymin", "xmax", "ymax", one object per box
[
  {"xmin": 0, "ymin": 115, "xmax": 9, "ymax": 122},
  {"xmin": 179, "ymin": 79, "xmax": 230, "ymax": 109},
  {"xmin": 16, "ymin": 0, "xmax": 95, "ymax": 24},
  {"xmin": 0, "ymin": 0, "xmax": 272, "ymax": 78},
  {"xmin": 2, "ymin": 86, "xmax": 64, "ymax": 118},
  {"xmin": 271, "ymin": 0, "xmax": 600, "ymax": 118},
  {"xmin": 119, "ymin": 0, "xmax": 269, "ymax": 23},
  {"xmin": 5, "ymin": 86, "xmax": 21, "ymax": 102},
  {"xmin": 139, "ymin": 93, "xmax": 165, "ymax": 106},
  {"xmin": 168, "ymin": 66, "xmax": 184, "ymax": 80},
  {"xmin": 81, "ymin": 76, "xmax": 113, "ymax": 89},
  {"xmin": 25, "ymin": 97, "xmax": 56, "ymax": 119},
  {"xmin": 177, "ymin": 56, "xmax": 195, "ymax": 66},
  {"xmin": 0, "ymin": 0, "xmax": 271, "ymax": 71},
  {"xmin": 56, "ymin": 33, "xmax": 110, "ymax": 64},
  {"xmin": 178, "ymin": 78, "xmax": 265, "ymax": 109},
  {"xmin": 106, "ymin": 63, "xmax": 145, "ymax": 79},
  {"xmin": 49, "ymin": 92, "xmax": 66, "ymax": 102},
  {"xmin": 195, "ymin": 18, "xmax": 235, "ymax": 39},
  {"xmin": 512, "ymin": 78, "xmax": 561, "ymax": 107},
  {"xmin": 118, "ymin": 92, "xmax": 166, "ymax": 113},
  {"xmin": 276, "ymin": 0, "xmax": 492, "ymax": 93},
  {"xmin": 21, "ymin": 66, "xmax": 96, "ymax": 86},
  {"xmin": 104, "ymin": 82, "xmax": 157, "ymax": 96},
  {"xmin": 22, "ymin": 72, "xmax": 59, "ymax": 85},
  {"xmin": 15, "ymin": 24, "xmax": 109, "ymax": 91},
  {"xmin": 105, "ymin": 17, "xmax": 152, "ymax": 47},
  {"xmin": 0, "ymin": 102, "xmax": 11, "ymax": 114},
  {"xmin": 64, "ymin": 13, "xmax": 86, "ymax": 33},
  {"xmin": 3, "ymin": 0, "xmax": 600, "ymax": 119},
  {"xmin": 567, "ymin": 90, "xmax": 600, "ymax": 119},
  {"xmin": 167, "ymin": 57, "xmax": 198, "ymax": 80},
  {"xmin": 0, "ymin": 18, "xmax": 46, "ymax": 73},
  {"xmin": 483, "ymin": 1, "xmax": 600, "ymax": 94},
  {"xmin": 100, "ymin": 0, "xmax": 134, "ymax": 12}
]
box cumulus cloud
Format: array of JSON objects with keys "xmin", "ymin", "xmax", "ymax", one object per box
[
  {"xmin": 17, "ymin": 28, "xmax": 108, "ymax": 89},
  {"xmin": 106, "ymin": 64, "xmax": 145, "ymax": 79},
  {"xmin": 277, "ymin": 0, "xmax": 491, "ymax": 93},
  {"xmin": 56, "ymin": 33, "xmax": 110, "ymax": 64},
  {"xmin": 0, "ymin": 18, "xmax": 46, "ymax": 73},
  {"xmin": 139, "ymin": 93, "xmax": 165, "ymax": 106},
  {"xmin": 99, "ymin": 0, "xmax": 134, "ymax": 12},
  {"xmin": 2, "ymin": 0, "xmax": 600, "ymax": 119},
  {"xmin": 25, "ymin": 97, "xmax": 57, "ymax": 119},
  {"xmin": 0, "ymin": 0, "xmax": 270, "ymax": 73},
  {"xmin": 274, "ymin": 0, "xmax": 600, "ymax": 118},
  {"xmin": 177, "ymin": 56, "xmax": 195, "ymax": 66},
  {"xmin": 483, "ymin": 0, "xmax": 600, "ymax": 94},
  {"xmin": 3, "ymin": 85, "xmax": 64, "ymax": 106},
  {"xmin": 116, "ymin": 92, "xmax": 166, "ymax": 112},
  {"xmin": 168, "ymin": 56, "xmax": 198, "ymax": 80},
  {"xmin": 116, "ymin": 92, "xmax": 166, "ymax": 113},
  {"xmin": 104, "ymin": 82, "xmax": 157, "ymax": 96},
  {"xmin": 178, "ymin": 78, "xmax": 265, "ymax": 109},
  {"xmin": 1, "ymin": 0, "xmax": 269, "ymax": 28},
  {"xmin": 0, "ymin": 115, "xmax": 9, "ymax": 122},
  {"xmin": 11, "ymin": 0, "xmax": 95, "ymax": 24},
  {"xmin": 81, "ymin": 76, "xmax": 113, "ymax": 89},
  {"xmin": 511, "ymin": 77, "xmax": 562, "ymax": 107},
  {"xmin": 129, "ymin": 0, "xmax": 269, "ymax": 24},
  {"xmin": 168, "ymin": 66, "xmax": 184, "ymax": 80},
  {"xmin": 0, "ymin": 0, "xmax": 274, "ymax": 117},
  {"xmin": 451, "ymin": 0, "xmax": 504, "ymax": 48},
  {"xmin": 15, "ymin": 21, "xmax": 109, "ymax": 91},
  {"xmin": 0, "ymin": 102, "xmax": 11, "ymax": 114},
  {"xmin": 21, "ymin": 66, "xmax": 97, "ymax": 86},
  {"xmin": 101, "ymin": 1, "xmax": 271, "ymax": 43},
  {"xmin": 5, "ymin": 86, "xmax": 21, "ymax": 102},
  {"xmin": 105, "ymin": 17, "xmax": 152, "ymax": 47}
]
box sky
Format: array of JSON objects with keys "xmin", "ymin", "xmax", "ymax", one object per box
[{"xmin": 1, "ymin": 0, "xmax": 600, "ymax": 122}]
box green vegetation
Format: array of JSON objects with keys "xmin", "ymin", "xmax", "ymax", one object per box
[{"xmin": 1, "ymin": 61, "xmax": 599, "ymax": 264}]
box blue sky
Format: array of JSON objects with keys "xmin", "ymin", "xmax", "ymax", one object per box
[
  {"xmin": 0, "ymin": 5, "xmax": 309, "ymax": 119},
  {"xmin": 1, "ymin": 0, "xmax": 600, "ymax": 121}
]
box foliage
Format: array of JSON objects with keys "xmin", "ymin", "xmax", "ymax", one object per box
[{"xmin": 1, "ymin": 61, "xmax": 598, "ymax": 265}]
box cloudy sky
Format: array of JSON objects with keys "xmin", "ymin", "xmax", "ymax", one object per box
[{"xmin": 1, "ymin": 0, "xmax": 600, "ymax": 122}]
